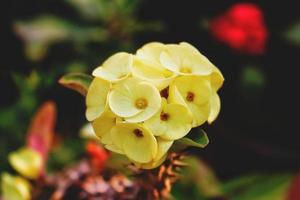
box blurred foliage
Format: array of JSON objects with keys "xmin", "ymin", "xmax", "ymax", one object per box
[{"xmin": 285, "ymin": 22, "xmax": 300, "ymax": 46}]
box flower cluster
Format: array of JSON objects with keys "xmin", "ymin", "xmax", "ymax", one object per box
[
  {"xmin": 86, "ymin": 42, "xmax": 224, "ymax": 169},
  {"xmin": 210, "ymin": 3, "xmax": 268, "ymax": 55}
]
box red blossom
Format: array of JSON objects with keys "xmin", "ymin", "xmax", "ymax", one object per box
[
  {"xmin": 86, "ymin": 142, "xmax": 109, "ymax": 170},
  {"xmin": 210, "ymin": 3, "xmax": 268, "ymax": 55}
]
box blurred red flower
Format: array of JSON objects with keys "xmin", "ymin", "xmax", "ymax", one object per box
[
  {"xmin": 86, "ymin": 142, "xmax": 109, "ymax": 170},
  {"xmin": 210, "ymin": 3, "xmax": 268, "ymax": 55}
]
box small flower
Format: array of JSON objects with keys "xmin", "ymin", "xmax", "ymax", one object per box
[
  {"xmin": 160, "ymin": 44, "xmax": 213, "ymax": 76},
  {"xmin": 8, "ymin": 148, "xmax": 43, "ymax": 179},
  {"xmin": 92, "ymin": 52, "xmax": 133, "ymax": 82},
  {"xmin": 86, "ymin": 77, "xmax": 111, "ymax": 121},
  {"xmin": 145, "ymin": 98, "xmax": 192, "ymax": 140},
  {"xmin": 108, "ymin": 77, "xmax": 161, "ymax": 123},
  {"xmin": 110, "ymin": 123, "xmax": 157, "ymax": 163},
  {"xmin": 169, "ymin": 76, "xmax": 211, "ymax": 127},
  {"xmin": 1, "ymin": 173, "xmax": 31, "ymax": 200},
  {"xmin": 210, "ymin": 3, "xmax": 268, "ymax": 55}
]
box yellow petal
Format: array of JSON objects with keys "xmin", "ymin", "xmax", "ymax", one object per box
[
  {"xmin": 8, "ymin": 148, "xmax": 43, "ymax": 179},
  {"xmin": 188, "ymin": 102, "xmax": 210, "ymax": 127},
  {"xmin": 86, "ymin": 78, "xmax": 111, "ymax": 121},
  {"xmin": 145, "ymin": 99, "xmax": 192, "ymax": 140},
  {"xmin": 136, "ymin": 42, "xmax": 166, "ymax": 66},
  {"xmin": 169, "ymin": 76, "xmax": 211, "ymax": 127},
  {"xmin": 92, "ymin": 52, "xmax": 132, "ymax": 82},
  {"xmin": 1, "ymin": 173, "xmax": 31, "ymax": 200},
  {"xmin": 160, "ymin": 44, "xmax": 212, "ymax": 76},
  {"xmin": 131, "ymin": 57, "xmax": 175, "ymax": 90},
  {"xmin": 211, "ymin": 66, "xmax": 224, "ymax": 91},
  {"xmin": 134, "ymin": 154, "xmax": 167, "ymax": 169},
  {"xmin": 92, "ymin": 108, "xmax": 117, "ymax": 144},
  {"xmin": 109, "ymin": 78, "xmax": 161, "ymax": 122},
  {"xmin": 111, "ymin": 123, "xmax": 157, "ymax": 163},
  {"xmin": 208, "ymin": 92, "xmax": 221, "ymax": 124},
  {"xmin": 133, "ymin": 138, "xmax": 173, "ymax": 169}
]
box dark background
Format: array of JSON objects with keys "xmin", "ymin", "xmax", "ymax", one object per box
[{"xmin": 1, "ymin": 0, "xmax": 299, "ymax": 180}]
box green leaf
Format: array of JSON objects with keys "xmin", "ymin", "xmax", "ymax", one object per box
[
  {"xmin": 171, "ymin": 129, "xmax": 209, "ymax": 152},
  {"xmin": 223, "ymin": 174, "xmax": 293, "ymax": 200},
  {"xmin": 285, "ymin": 22, "xmax": 300, "ymax": 46},
  {"xmin": 59, "ymin": 73, "xmax": 92, "ymax": 96}
]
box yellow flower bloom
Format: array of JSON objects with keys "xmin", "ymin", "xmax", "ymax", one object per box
[
  {"xmin": 86, "ymin": 78, "xmax": 111, "ymax": 121},
  {"xmin": 133, "ymin": 138, "xmax": 173, "ymax": 169},
  {"xmin": 110, "ymin": 123, "xmax": 157, "ymax": 163},
  {"xmin": 169, "ymin": 76, "xmax": 211, "ymax": 127},
  {"xmin": 131, "ymin": 57, "xmax": 175, "ymax": 90},
  {"xmin": 145, "ymin": 98, "xmax": 192, "ymax": 140},
  {"xmin": 160, "ymin": 44, "xmax": 213, "ymax": 76},
  {"xmin": 92, "ymin": 52, "xmax": 133, "ymax": 82},
  {"xmin": 8, "ymin": 148, "xmax": 42, "ymax": 179},
  {"xmin": 1, "ymin": 173, "xmax": 31, "ymax": 200},
  {"xmin": 109, "ymin": 77, "xmax": 161, "ymax": 123}
]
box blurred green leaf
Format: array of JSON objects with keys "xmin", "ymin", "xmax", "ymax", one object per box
[
  {"xmin": 241, "ymin": 66, "xmax": 265, "ymax": 89},
  {"xmin": 285, "ymin": 22, "xmax": 300, "ymax": 46},
  {"xmin": 172, "ymin": 156, "xmax": 223, "ymax": 199},
  {"xmin": 171, "ymin": 129, "xmax": 209, "ymax": 152},
  {"xmin": 59, "ymin": 73, "xmax": 92, "ymax": 96},
  {"xmin": 224, "ymin": 174, "xmax": 293, "ymax": 200},
  {"xmin": 14, "ymin": 16, "xmax": 108, "ymax": 61}
]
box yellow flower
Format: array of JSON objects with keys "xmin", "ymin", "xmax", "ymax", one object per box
[
  {"xmin": 179, "ymin": 42, "xmax": 224, "ymax": 123},
  {"xmin": 1, "ymin": 173, "xmax": 31, "ymax": 200},
  {"xmin": 160, "ymin": 43, "xmax": 213, "ymax": 76},
  {"xmin": 8, "ymin": 148, "xmax": 42, "ymax": 179},
  {"xmin": 109, "ymin": 77, "xmax": 161, "ymax": 123},
  {"xmin": 179, "ymin": 42, "xmax": 224, "ymax": 90},
  {"xmin": 133, "ymin": 138, "xmax": 173, "ymax": 169},
  {"xmin": 92, "ymin": 52, "xmax": 133, "ymax": 82},
  {"xmin": 169, "ymin": 76, "xmax": 211, "ymax": 127},
  {"xmin": 86, "ymin": 78, "xmax": 111, "ymax": 121},
  {"xmin": 145, "ymin": 98, "xmax": 192, "ymax": 140},
  {"xmin": 131, "ymin": 57, "xmax": 175, "ymax": 90},
  {"xmin": 110, "ymin": 123, "xmax": 157, "ymax": 163}
]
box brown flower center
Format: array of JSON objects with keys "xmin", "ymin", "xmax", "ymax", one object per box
[
  {"xmin": 160, "ymin": 87, "xmax": 169, "ymax": 99},
  {"xmin": 160, "ymin": 112, "xmax": 170, "ymax": 121},
  {"xmin": 186, "ymin": 91, "xmax": 195, "ymax": 102},
  {"xmin": 133, "ymin": 129, "xmax": 144, "ymax": 138},
  {"xmin": 135, "ymin": 98, "xmax": 148, "ymax": 109}
]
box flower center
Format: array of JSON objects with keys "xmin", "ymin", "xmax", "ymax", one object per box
[
  {"xmin": 160, "ymin": 87, "xmax": 169, "ymax": 99},
  {"xmin": 186, "ymin": 91, "xmax": 195, "ymax": 102},
  {"xmin": 180, "ymin": 67, "xmax": 192, "ymax": 74},
  {"xmin": 133, "ymin": 129, "xmax": 144, "ymax": 137},
  {"xmin": 135, "ymin": 98, "xmax": 148, "ymax": 109},
  {"xmin": 160, "ymin": 112, "xmax": 170, "ymax": 121}
]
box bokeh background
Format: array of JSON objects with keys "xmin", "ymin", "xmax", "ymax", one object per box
[{"xmin": 1, "ymin": 0, "xmax": 300, "ymax": 199}]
